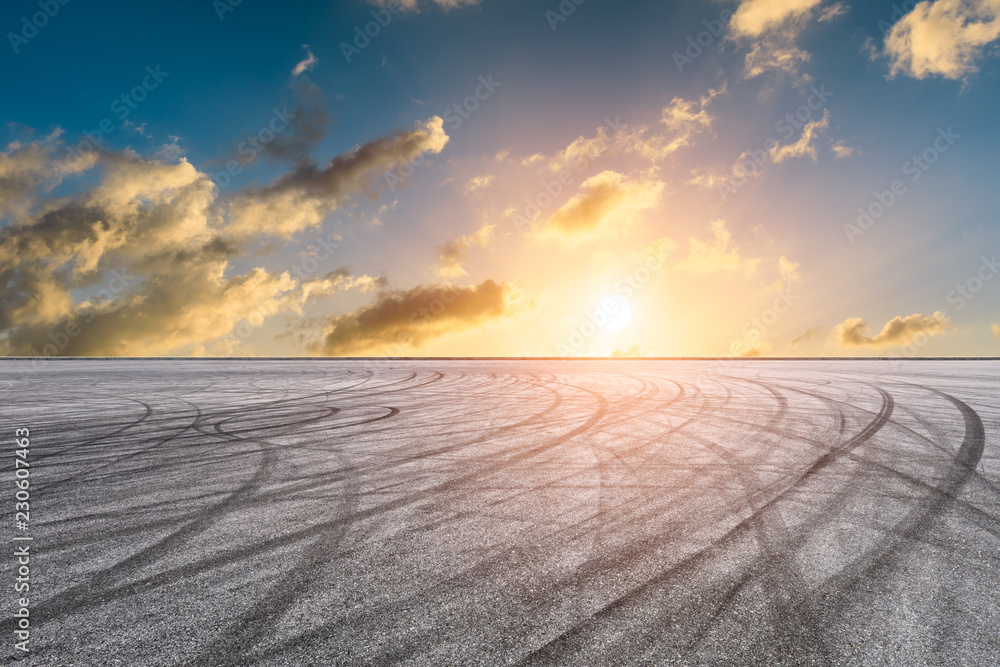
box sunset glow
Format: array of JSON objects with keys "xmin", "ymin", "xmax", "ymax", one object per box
[{"xmin": 2, "ymin": 0, "xmax": 998, "ymax": 357}]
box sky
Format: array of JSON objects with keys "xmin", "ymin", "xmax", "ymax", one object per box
[{"xmin": 1, "ymin": 0, "xmax": 999, "ymax": 357}]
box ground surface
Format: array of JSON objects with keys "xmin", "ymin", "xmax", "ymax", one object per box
[{"xmin": 1, "ymin": 359, "xmax": 999, "ymax": 666}]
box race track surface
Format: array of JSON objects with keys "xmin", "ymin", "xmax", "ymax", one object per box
[{"xmin": 1, "ymin": 359, "xmax": 999, "ymax": 666}]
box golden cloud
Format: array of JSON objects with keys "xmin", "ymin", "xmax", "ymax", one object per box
[
  {"xmin": 535, "ymin": 171, "xmax": 664, "ymax": 245},
  {"xmin": 0, "ymin": 124, "xmax": 429, "ymax": 357},
  {"xmin": 730, "ymin": 0, "xmax": 823, "ymax": 37},
  {"xmin": 435, "ymin": 221, "xmax": 494, "ymax": 278},
  {"xmin": 226, "ymin": 116, "xmax": 449, "ymax": 238},
  {"xmin": 317, "ymin": 279, "xmax": 521, "ymax": 355},
  {"xmin": 770, "ymin": 109, "xmax": 830, "ymax": 162},
  {"xmin": 677, "ymin": 220, "xmax": 761, "ymax": 276},
  {"xmin": 832, "ymin": 311, "xmax": 952, "ymax": 348},
  {"xmin": 885, "ymin": 0, "xmax": 1000, "ymax": 79}
]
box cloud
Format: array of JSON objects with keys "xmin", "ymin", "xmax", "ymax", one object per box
[
  {"xmin": 729, "ymin": 0, "xmax": 832, "ymax": 78},
  {"xmin": 677, "ymin": 220, "xmax": 761, "ymax": 276},
  {"xmin": 832, "ymin": 311, "xmax": 952, "ymax": 348},
  {"xmin": 770, "ymin": 110, "xmax": 830, "ymax": 162},
  {"xmin": 884, "ymin": 0, "xmax": 1000, "ymax": 79},
  {"xmin": 650, "ymin": 86, "xmax": 725, "ymax": 156},
  {"xmin": 299, "ymin": 269, "xmax": 385, "ymax": 304},
  {"xmin": 317, "ymin": 279, "xmax": 520, "ymax": 355},
  {"xmin": 744, "ymin": 40, "xmax": 812, "ymax": 78},
  {"xmin": 261, "ymin": 79, "xmax": 331, "ymax": 165},
  {"xmin": 545, "ymin": 89, "xmax": 723, "ymax": 171},
  {"xmin": 611, "ymin": 343, "xmax": 656, "ymax": 357},
  {"xmin": 5, "ymin": 263, "xmax": 298, "ymax": 356},
  {"xmin": 768, "ymin": 255, "xmax": 802, "ymax": 290},
  {"xmin": 729, "ymin": 328, "xmax": 770, "ymax": 357},
  {"xmin": 818, "ymin": 2, "xmax": 849, "ymax": 21},
  {"xmin": 435, "ymin": 221, "xmax": 494, "ymax": 278},
  {"xmin": 227, "ymin": 116, "xmax": 448, "ymax": 238},
  {"xmin": 291, "ymin": 45, "xmax": 318, "ymax": 77},
  {"xmin": 0, "ymin": 129, "xmax": 98, "ymax": 222},
  {"xmin": 0, "ymin": 128, "xmax": 425, "ymax": 356},
  {"xmin": 464, "ymin": 174, "xmax": 494, "ymax": 194},
  {"xmin": 789, "ymin": 325, "xmax": 826, "ymax": 348},
  {"xmin": 831, "ymin": 141, "xmax": 855, "ymax": 158},
  {"xmin": 730, "ymin": 0, "xmax": 824, "ymax": 37},
  {"xmin": 368, "ymin": 0, "xmax": 482, "ymax": 10},
  {"xmin": 992, "ymin": 323, "xmax": 1000, "ymax": 337},
  {"xmin": 535, "ymin": 171, "xmax": 664, "ymax": 245}
]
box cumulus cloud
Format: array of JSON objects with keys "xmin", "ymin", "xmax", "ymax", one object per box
[
  {"xmin": 227, "ymin": 116, "xmax": 448, "ymax": 238},
  {"xmin": 729, "ymin": 0, "xmax": 835, "ymax": 78},
  {"xmin": 677, "ymin": 220, "xmax": 761, "ymax": 276},
  {"xmin": 0, "ymin": 129, "xmax": 98, "ymax": 222},
  {"xmin": 832, "ymin": 311, "xmax": 952, "ymax": 348},
  {"xmin": 730, "ymin": 0, "xmax": 824, "ymax": 37},
  {"xmin": 0, "ymin": 125, "xmax": 432, "ymax": 356},
  {"xmin": 884, "ymin": 0, "xmax": 1000, "ymax": 79},
  {"xmin": 317, "ymin": 279, "xmax": 520, "ymax": 355},
  {"xmin": 770, "ymin": 109, "xmax": 830, "ymax": 162},
  {"xmin": 535, "ymin": 171, "xmax": 664, "ymax": 244},
  {"xmin": 435, "ymin": 221, "xmax": 494, "ymax": 277},
  {"xmin": 5, "ymin": 264, "xmax": 298, "ymax": 356}
]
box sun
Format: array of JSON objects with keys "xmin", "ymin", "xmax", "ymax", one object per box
[{"xmin": 599, "ymin": 294, "xmax": 632, "ymax": 331}]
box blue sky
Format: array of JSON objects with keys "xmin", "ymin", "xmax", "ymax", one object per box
[{"xmin": 2, "ymin": 0, "xmax": 999, "ymax": 356}]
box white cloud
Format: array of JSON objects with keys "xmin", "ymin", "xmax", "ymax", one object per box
[
  {"xmin": 292, "ymin": 45, "xmax": 318, "ymax": 77},
  {"xmin": 730, "ymin": 0, "xmax": 823, "ymax": 37},
  {"xmin": 885, "ymin": 0, "xmax": 1000, "ymax": 79}
]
